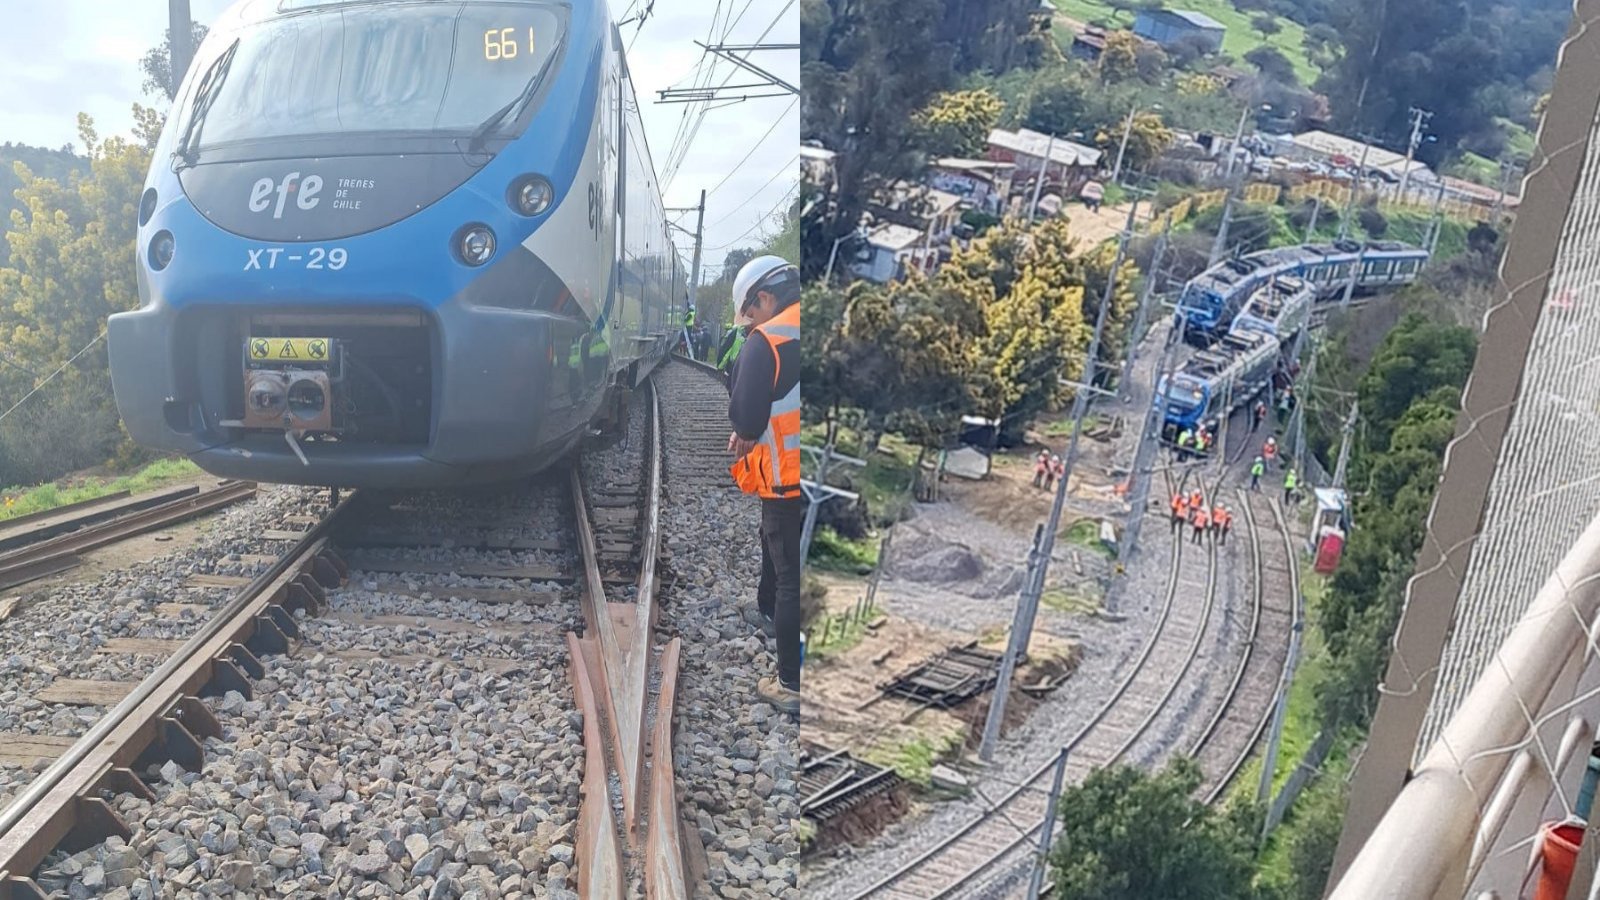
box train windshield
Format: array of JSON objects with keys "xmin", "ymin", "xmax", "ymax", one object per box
[
  {"xmin": 178, "ymin": 1, "xmax": 565, "ymax": 154},
  {"xmin": 1164, "ymin": 376, "xmax": 1206, "ymax": 414},
  {"xmin": 1178, "ymin": 283, "xmax": 1218, "ymax": 315}
]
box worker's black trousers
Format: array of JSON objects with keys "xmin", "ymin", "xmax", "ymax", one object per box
[{"xmin": 758, "ymin": 496, "xmax": 805, "ymax": 691}]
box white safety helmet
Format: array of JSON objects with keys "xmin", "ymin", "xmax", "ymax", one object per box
[{"xmin": 732, "ymin": 255, "xmax": 798, "ymax": 314}]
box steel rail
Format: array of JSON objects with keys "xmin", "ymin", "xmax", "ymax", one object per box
[
  {"xmin": 0, "ymin": 482, "xmax": 257, "ymax": 590},
  {"xmin": 0, "ymin": 492, "xmax": 351, "ymax": 893},
  {"xmin": 850, "ymin": 468, "xmax": 1206, "ymax": 899}
]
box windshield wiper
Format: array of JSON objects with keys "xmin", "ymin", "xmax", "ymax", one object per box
[
  {"xmin": 173, "ymin": 38, "xmax": 241, "ymax": 169},
  {"xmin": 465, "ymin": 48, "xmax": 562, "ymax": 155}
]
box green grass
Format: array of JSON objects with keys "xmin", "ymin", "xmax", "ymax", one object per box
[
  {"xmin": 808, "ymin": 610, "xmax": 871, "ymax": 661},
  {"xmin": 1063, "ymin": 517, "xmax": 1115, "ymax": 559},
  {"xmin": 862, "ymin": 732, "xmax": 966, "ymax": 788},
  {"xmin": 1, "ymin": 458, "xmax": 201, "ymax": 522},
  {"xmin": 1051, "ymin": 0, "xmax": 1322, "ymax": 86},
  {"xmin": 800, "ymin": 425, "xmax": 919, "ymax": 528},
  {"xmin": 1042, "ymin": 589, "xmax": 1101, "ymax": 615},
  {"xmin": 808, "ymin": 525, "xmax": 880, "ymax": 575}
]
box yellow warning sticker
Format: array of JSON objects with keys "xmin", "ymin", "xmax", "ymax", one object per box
[{"xmin": 248, "ymin": 337, "xmax": 331, "ymax": 363}]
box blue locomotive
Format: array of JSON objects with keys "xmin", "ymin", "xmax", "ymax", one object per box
[
  {"xmin": 1178, "ymin": 240, "xmax": 1428, "ymax": 343},
  {"xmin": 108, "ymin": 0, "xmax": 684, "ymax": 488},
  {"xmin": 1158, "ymin": 330, "xmax": 1279, "ymax": 438}
]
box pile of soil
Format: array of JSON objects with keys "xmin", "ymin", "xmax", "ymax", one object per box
[{"xmin": 884, "ymin": 528, "xmax": 1028, "ymax": 599}]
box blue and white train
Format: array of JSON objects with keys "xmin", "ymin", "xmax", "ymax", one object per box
[
  {"xmin": 109, "ymin": 0, "xmax": 684, "ymax": 488},
  {"xmin": 1178, "ymin": 240, "xmax": 1428, "ymax": 344},
  {"xmin": 1158, "ymin": 330, "xmax": 1280, "ymax": 437}
]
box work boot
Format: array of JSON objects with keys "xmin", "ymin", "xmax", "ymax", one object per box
[{"xmin": 757, "ymin": 676, "xmax": 800, "ymax": 716}]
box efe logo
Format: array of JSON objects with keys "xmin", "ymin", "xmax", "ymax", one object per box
[{"xmin": 249, "ymin": 173, "xmax": 323, "ymax": 219}]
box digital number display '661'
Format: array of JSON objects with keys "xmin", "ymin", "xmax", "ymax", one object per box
[{"xmin": 484, "ymin": 28, "xmax": 535, "ymax": 60}]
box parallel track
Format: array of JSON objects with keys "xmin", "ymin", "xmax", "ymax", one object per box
[
  {"xmin": 1190, "ymin": 487, "xmax": 1298, "ymax": 803},
  {"xmin": 849, "ymin": 466, "xmax": 1222, "ymax": 899},
  {"xmin": 0, "ymin": 365, "xmax": 697, "ymax": 900}
]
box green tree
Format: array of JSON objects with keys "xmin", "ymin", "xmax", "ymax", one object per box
[
  {"xmin": 1252, "ymin": 12, "xmax": 1284, "ymax": 39},
  {"xmin": 1098, "ymin": 31, "xmax": 1142, "ymax": 83},
  {"xmin": 1050, "ymin": 759, "xmax": 1257, "ymax": 900},
  {"xmin": 915, "ymin": 89, "xmax": 1007, "ymax": 158},
  {"xmin": 138, "ymin": 21, "xmax": 210, "ymax": 101}
]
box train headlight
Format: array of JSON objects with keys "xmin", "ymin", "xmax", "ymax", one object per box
[
  {"xmin": 149, "ymin": 230, "xmax": 176, "ymax": 271},
  {"xmin": 139, "ymin": 188, "xmax": 158, "ymax": 227},
  {"xmin": 455, "ymin": 224, "xmax": 496, "ymax": 267},
  {"xmin": 511, "ymin": 177, "xmax": 554, "ymax": 216}
]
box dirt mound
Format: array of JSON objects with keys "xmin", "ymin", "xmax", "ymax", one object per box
[{"xmin": 884, "ymin": 527, "xmax": 1026, "ymax": 599}]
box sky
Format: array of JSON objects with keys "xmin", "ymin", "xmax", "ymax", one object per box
[{"xmin": 0, "ymin": 0, "xmax": 798, "ymax": 281}]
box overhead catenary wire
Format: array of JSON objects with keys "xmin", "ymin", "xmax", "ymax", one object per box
[
  {"xmin": 705, "ymin": 101, "xmax": 798, "ymax": 199},
  {"xmin": 705, "ymin": 153, "xmax": 799, "ymax": 229},
  {"xmin": 701, "ymin": 183, "xmax": 796, "ymax": 253},
  {"xmin": 662, "ymin": 0, "xmax": 797, "ymax": 189}
]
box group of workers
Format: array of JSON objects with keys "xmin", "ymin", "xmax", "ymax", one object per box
[
  {"xmin": 680, "ymin": 304, "xmax": 750, "ymax": 375},
  {"xmin": 1169, "ymin": 489, "xmax": 1235, "ymax": 545},
  {"xmin": 1173, "ymin": 422, "xmax": 1219, "ymax": 462},
  {"xmin": 1032, "ymin": 450, "xmax": 1067, "ymax": 491}
]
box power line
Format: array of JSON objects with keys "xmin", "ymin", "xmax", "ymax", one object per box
[
  {"xmin": 706, "ymin": 153, "xmax": 798, "ymax": 228},
  {"xmin": 0, "ymin": 331, "xmax": 106, "ymax": 427},
  {"xmin": 663, "ymin": 0, "xmax": 796, "ymax": 188},
  {"xmin": 704, "ymin": 96, "xmax": 798, "ymax": 198},
  {"xmin": 703, "ymin": 184, "xmax": 796, "ymax": 253}
]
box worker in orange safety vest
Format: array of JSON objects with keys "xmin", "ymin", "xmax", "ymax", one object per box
[
  {"xmin": 1170, "ymin": 493, "xmax": 1189, "ymax": 533},
  {"xmin": 727, "ymin": 255, "xmax": 802, "ymax": 716},
  {"xmin": 1191, "ymin": 506, "xmax": 1210, "ymax": 544}
]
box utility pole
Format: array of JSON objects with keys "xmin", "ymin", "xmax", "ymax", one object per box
[
  {"xmin": 1119, "ymin": 217, "xmax": 1171, "ymax": 393},
  {"xmin": 1338, "ymin": 137, "xmax": 1374, "ymax": 241},
  {"xmin": 1119, "ymin": 312, "xmax": 1184, "ymax": 567},
  {"xmin": 1029, "ymin": 134, "xmax": 1057, "ymax": 224},
  {"xmin": 1397, "ymin": 107, "xmax": 1433, "ymax": 203},
  {"xmin": 1425, "ymin": 177, "xmax": 1449, "ymax": 260},
  {"xmin": 1490, "ymin": 161, "xmax": 1516, "ymax": 226},
  {"xmin": 1304, "ymin": 196, "xmax": 1321, "ymax": 242},
  {"xmin": 1332, "ymin": 401, "xmax": 1358, "ymax": 489},
  {"xmin": 1208, "ymin": 182, "xmax": 1239, "ymax": 268},
  {"xmin": 1223, "ymin": 103, "xmax": 1252, "ymax": 181},
  {"xmin": 688, "ymin": 189, "xmax": 706, "ymax": 312},
  {"xmin": 168, "ymin": 0, "xmax": 195, "ymax": 100},
  {"xmin": 1112, "ymin": 106, "xmax": 1138, "ymax": 185},
  {"xmin": 1026, "ymin": 748, "xmax": 1071, "ymax": 900},
  {"xmin": 980, "ymin": 525, "xmax": 1046, "ymax": 762},
  {"xmin": 1018, "ymin": 198, "xmax": 1140, "ymax": 637}
]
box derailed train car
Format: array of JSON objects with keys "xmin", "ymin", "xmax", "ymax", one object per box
[{"xmin": 109, "ymin": 0, "xmax": 683, "ymax": 488}]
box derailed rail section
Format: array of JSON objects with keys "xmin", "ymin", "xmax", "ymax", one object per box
[
  {"xmin": 1329, "ymin": 511, "xmax": 1600, "ymax": 899},
  {"xmin": 0, "ymin": 497, "xmax": 350, "ymax": 899},
  {"xmin": 568, "ymin": 380, "xmax": 689, "ymax": 899}
]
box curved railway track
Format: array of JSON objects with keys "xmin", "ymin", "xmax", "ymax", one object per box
[
  {"xmin": 1190, "ymin": 487, "xmax": 1298, "ymax": 803},
  {"xmin": 848, "ymin": 466, "xmax": 1223, "ymax": 900},
  {"xmin": 0, "ymin": 365, "xmax": 703, "ymax": 900}
]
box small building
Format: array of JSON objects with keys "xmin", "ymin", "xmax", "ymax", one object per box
[
  {"xmin": 927, "ymin": 158, "xmax": 1016, "ymax": 215},
  {"xmin": 1069, "ymin": 24, "xmax": 1108, "ymax": 62},
  {"xmin": 850, "ymin": 224, "xmax": 926, "ymax": 284},
  {"xmin": 800, "ymin": 144, "xmax": 837, "ymax": 192},
  {"xmin": 868, "ymin": 181, "xmax": 964, "ymax": 246},
  {"xmin": 1133, "ymin": 9, "xmax": 1226, "ymax": 53},
  {"xmin": 1282, "ymin": 130, "xmax": 1432, "ymax": 183},
  {"xmin": 986, "ymin": 128, "xmax": 1102, "ymax": 201}
]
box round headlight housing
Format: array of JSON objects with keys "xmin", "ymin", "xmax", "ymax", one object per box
[
  {"xmin": 455, "ymin": 224, "xmax": 496, "ymax": 266},
  {"xmin": 511, "ymin": 177, "xmax": 554, "ymax": 216},
  {"xmin": 139, "ymin": 188, "xmax": 158, "ymax": 226},
  {"xmin": 149, "ymin": 230, "xmax": 176, "ymax": 271}
]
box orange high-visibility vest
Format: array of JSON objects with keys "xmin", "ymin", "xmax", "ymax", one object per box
[
  {"xmin": 1190, "ymin": 490, "xmax": 1203, "ymax": 510},
  {"xmin": 730, "ymin": 303, "xmax": 801, "ymax": 500},
  {"xmin": 1193, "ymin": 509, "xmax": 1210, "ymax": 529}
]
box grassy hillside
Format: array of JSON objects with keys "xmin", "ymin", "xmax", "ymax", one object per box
[{"xmin": 1052, "ymin": 0, "xmax": 1321, "ymax": 86}]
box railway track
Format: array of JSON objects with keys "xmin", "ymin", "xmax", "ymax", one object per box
[
  {"xmin": 1189, "ymin": 488, "xmax": 1298, "ymax": 803},
  {"xmin": 0, "ymin": 364, "xmax": 709, "ymax": 899},
  {"xmin": 849, "ymin": 466, "xmax": 1223, "ymax": 900}
]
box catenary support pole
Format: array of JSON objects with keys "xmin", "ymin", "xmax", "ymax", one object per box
[
  {"xmin": 168, "ymin": 0, "xmax": 194, "ymax": 100},
  {"xmin": 1119, "ymin": 218, "xmax": 1171, "ymax": 394},
  {"xmin": 1018, "ymin": 198, "xmax": 1139, "ymax": 638},
  {"xmin": 1120, "ymin": 314, "xmax": 1184, "ymax": 567},
  {"xmin": 1029, "ymin": 134, "xmax": 1057, "ymax": 224},
  {"xmin": 979, "ymin": 525, "xmax": 1046, "ymax": 761},
  {"xmin": 1027, "ymin": 747, "xmax": 1071, "ymax": 899}
]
